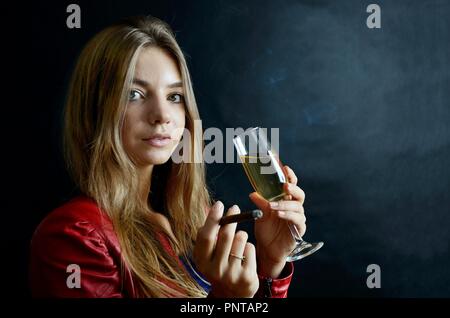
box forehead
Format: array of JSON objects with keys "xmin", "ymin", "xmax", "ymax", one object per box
[{"xmin": 133, "ymin": 46, "xmax": 182, "ymax": 86}]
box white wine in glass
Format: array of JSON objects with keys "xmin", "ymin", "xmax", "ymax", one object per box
[{"xmin": 234, "ymin": 127, "xmax": 324, "ymax": 261}]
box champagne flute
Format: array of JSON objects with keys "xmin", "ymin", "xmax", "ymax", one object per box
[{"xmin": 233, "ymin": 127, "xmax": 324, "ymax": 261}]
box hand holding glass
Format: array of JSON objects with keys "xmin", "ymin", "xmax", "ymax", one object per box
[{"xmin": 233, "ymin": 127, "xmax": 324, "ymax": 261}]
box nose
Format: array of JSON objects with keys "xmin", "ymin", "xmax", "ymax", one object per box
[{"xmin": 147, "ymin": 96, "xmax": 171, "ymax": 125}]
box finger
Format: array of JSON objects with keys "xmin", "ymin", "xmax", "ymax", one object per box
[
  {"xmin": 269, "ymin": 200, "xmax": 304, "ymax": 213},
  {"xmin": 229, "ymin": 231, "xmax": 248, "ymax": 269},
  {"xmin": 275, "ymin": 211, "xmax": 307, "ymax": 237},
  {"xmin": 214, "ymin": 205, "xmax": 240, "ymax": 265},
  {"xmin": 195, "ymin": 201, "xmax": 224, "ymax": 262},
  {"xmin": 242, "ymin": 242, "xmax": 257, "ymax": 273},
  {"xmin": 283, "ymin": 183, "xmax": 305, "ymax": 204},
  {"xmin": 275, "ymin": 210, "xmax": 306, "ymax": 224},
  {"xmin": 248, "ymin": 192, "xmax": 271, "ymax": 220},
  {"xmin": 283, "ymin": 165, "xmax": 298, "ymax": 185}
]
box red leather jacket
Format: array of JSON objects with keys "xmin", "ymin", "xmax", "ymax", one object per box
[{"xmin": 29, "ymin": 196, "xmax": 294, "ymax": 298}]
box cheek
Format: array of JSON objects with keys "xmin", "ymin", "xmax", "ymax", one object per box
[
  {"xmin": 174, "ymin": 110, "xmax": 186, "ymax": 140},
  {"xmin": 178, "ymin": 106, "xmax": 186, "ymax": 127}
]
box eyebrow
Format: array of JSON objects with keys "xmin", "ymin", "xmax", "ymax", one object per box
[{"xmin": 132, "ymin": 78, "xmax": 183, "ymax": 89}]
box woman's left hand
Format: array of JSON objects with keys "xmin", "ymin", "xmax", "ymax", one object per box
[{"xmin": 249, "ymin": 165, "xmax": 306, "ymax": 278}]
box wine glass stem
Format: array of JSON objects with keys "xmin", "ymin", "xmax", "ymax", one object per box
[{"xmin": 288, "ymin": 222, "xmax": 305, "ymax": 244}]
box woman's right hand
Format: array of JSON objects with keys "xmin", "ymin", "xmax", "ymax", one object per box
[{"xmin": 193, "ymin": 201, "xmax": 259, "ymax": 298}]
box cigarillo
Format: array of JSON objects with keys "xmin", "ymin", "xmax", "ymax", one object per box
[{"xmin": 219, "ymin": 209, "xmax": 263, "ymax": 226}]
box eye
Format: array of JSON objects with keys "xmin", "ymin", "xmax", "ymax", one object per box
[
  {"xmin": 168, "ymin": 93, "xmax": 184, "ymax": 104},
  {"xmin": 129, "ymin": 89, "xmax": 145, "ymax": 102}
]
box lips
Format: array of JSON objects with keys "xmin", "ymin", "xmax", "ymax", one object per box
[{"xmin": 143, "ymin": 134, "xmax": 172, "ymax": 147}]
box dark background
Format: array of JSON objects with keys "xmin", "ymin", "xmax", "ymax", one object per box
[{"xmin": 12, "ymin": 0, "xmax": 450, "ymax": 297}]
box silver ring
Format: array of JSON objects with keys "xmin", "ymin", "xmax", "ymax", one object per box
[{"xmin": 229, "ymin": 253, "xmax": 246, "ymax": 261}]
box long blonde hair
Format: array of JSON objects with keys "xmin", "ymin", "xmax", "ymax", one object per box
[{"xmin": 63, "ymin": 16, "xmax": 211, "ymax": 297}]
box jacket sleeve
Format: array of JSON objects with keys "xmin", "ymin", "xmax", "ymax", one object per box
[
  {"xmin": 255, "ymin": 262, "xmax": 294, "ymax": 298},
  {"xmin": 30, "ymin": 218, "xmax": 124, "ymax": 298}
]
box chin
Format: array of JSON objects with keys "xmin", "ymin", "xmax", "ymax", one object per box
[{"xmin": 144, "ymin": 151, "xmax": 173, "ymax": 165}]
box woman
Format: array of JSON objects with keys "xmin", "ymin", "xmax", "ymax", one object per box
[{"xmin": 29, "ymin": 16, "xmax": 307, "ymax": 298}]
